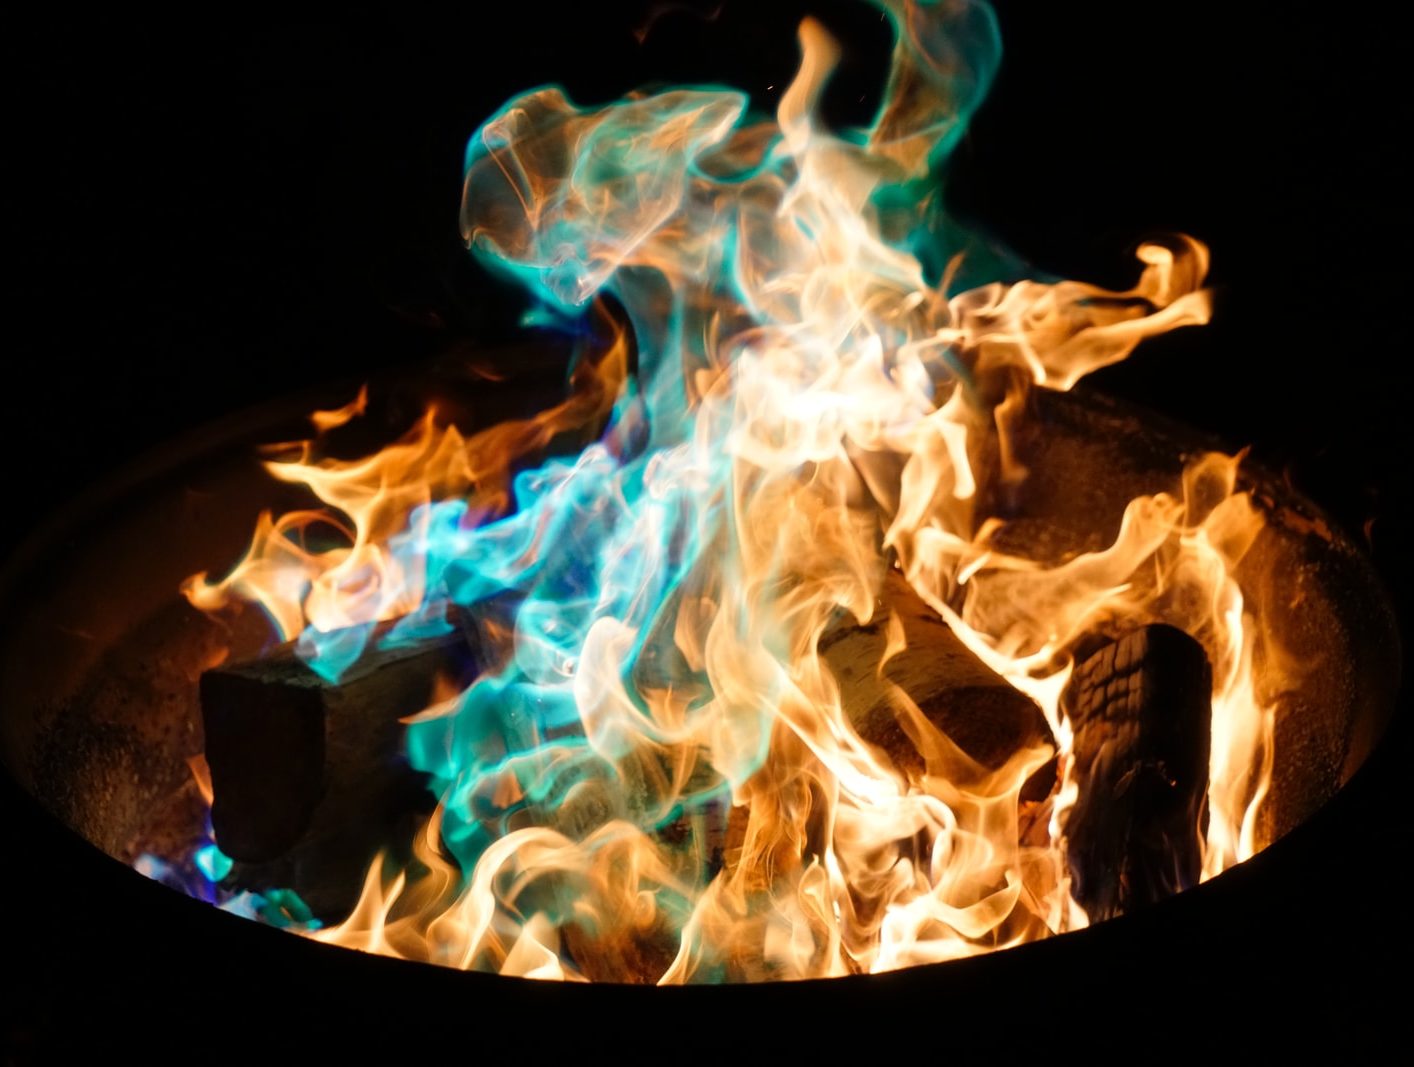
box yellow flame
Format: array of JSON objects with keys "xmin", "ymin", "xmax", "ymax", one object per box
[
  {"xmin": 189, "ymin": 13, "xmax": 1282, "ymax": 982},
  {"xmin": 183, "ymin": 313, "xmax": 629, "ymax": 639}
]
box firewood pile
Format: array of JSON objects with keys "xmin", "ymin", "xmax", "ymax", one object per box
[{"xmin": 201, "ymin": 567, "xmax": 1214, "ymax": 962}]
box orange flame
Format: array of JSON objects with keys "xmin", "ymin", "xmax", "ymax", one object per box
[
  {"xmin": 183, "ymin": 316, "xmax": 629, "ymax": 640},
  {"xmin": 183, "ymin": 6, "xmax": 1282, "ymax": 982}
]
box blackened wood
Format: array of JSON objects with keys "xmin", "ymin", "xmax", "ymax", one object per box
[
  {"xmin": 1063, "ymin": 624, "xmax": 1211, "ymax": 920},
  {"xmin": 202, "ymin": 610, "xmax": 479, "ymax": 864}
]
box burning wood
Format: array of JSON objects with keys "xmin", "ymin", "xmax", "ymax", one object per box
[
  {"xmin": 821, "ymin": 569, "xmax": 1052, "ymax": 779},
  {"xmin": 1063, "ymin": 625, "xmax": 1212, "ymax": 920},
  {"xmin": 135, "ymin": 0, "xmax": 1286, "ymax": 982},
  {"xmin": 202, "ymin": 609, "xmax": 478, "ymax": 866}
]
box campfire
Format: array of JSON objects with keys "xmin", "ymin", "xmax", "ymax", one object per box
[{"xmin": 9, "ymin": 0, "xmax": 1396, "ymax": 986}]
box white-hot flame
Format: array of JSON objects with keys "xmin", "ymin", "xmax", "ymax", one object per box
[{"xmin": 182, "ymin": 1, "xmax": 1280, "ymax": 982}]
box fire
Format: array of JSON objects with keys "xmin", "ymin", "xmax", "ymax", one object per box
[{"xmin": 177, "ymin": 0, "xmax": 1281, "ymax": 980}]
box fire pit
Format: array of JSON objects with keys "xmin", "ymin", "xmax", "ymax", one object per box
[
  {"xmin": 0, "ymin": 348, "xmax": 1398, "ymax": 967},
  {"xmin": 0, "ymin": 0, "xmax": 1404, "ymax": 1043}
]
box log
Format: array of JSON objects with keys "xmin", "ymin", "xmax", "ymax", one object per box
[
  {"xmin": 202, "ymin": 608, "xmax": 480, "ymax": 866},
  {"xmin": 203, "ymin": 571, "xmax": 1046, "ymax": 926},
  {"xmin": 561, "ymin": 913, "xmax": 681, "ymax": 985},
  {"xmin": 1062, "ymin": 624, "xmax": 1212, "ymax": 920},
  {"xmin": 820, "ymin": 569, "xmax": 1052, "ymax": 779}
]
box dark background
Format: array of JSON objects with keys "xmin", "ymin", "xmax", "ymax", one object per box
[{"xmin": 4, "ymin": 1, "xmax": 1409, "ymax": 1058}]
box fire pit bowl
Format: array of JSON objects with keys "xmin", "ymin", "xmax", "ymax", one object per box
[{"xmin": 0, "ymin": 351, "xmax": 1401, "ymax": 1051}]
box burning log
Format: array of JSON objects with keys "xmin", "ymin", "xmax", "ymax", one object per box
[
  {"xmin": 1062, "ymin": 624, "xmax": 1212, "ymax": 921},
  {"xmin": 202, "ymin": 609, "xmax": 480, "ymax": 869},
  {"xmin": 820, "ymin": 569, "xmax": 1053, "ymax": 779}
]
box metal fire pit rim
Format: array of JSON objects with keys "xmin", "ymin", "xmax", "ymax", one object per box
[
  {"xmin": 2, "ymin": 754, "xmax": 1376, "ymax": 997},
  {"xmin": 0, "ymin": 364, "xmax": 1390, "ymax": 642},
  {"xmin": 0, "ymin": 361, "xmax": 1402, "ymax": 991}
]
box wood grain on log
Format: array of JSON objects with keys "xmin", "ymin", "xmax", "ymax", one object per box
[
  {"xmin": 820, "ymin": 569, "xmax": 1052, "ymax": 780},
  {"xmin": 1063, "ymin": 624, "xmax": 1211, "ymax": 920}
]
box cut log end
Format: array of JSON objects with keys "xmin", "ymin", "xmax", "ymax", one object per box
[
  {"xmin": 1063, "ymin": 624, "xmax": 1212, "ymax": 921},
  {"xmin": 202, "ymin": 607, "xmax": 480, "ymax": 907}
]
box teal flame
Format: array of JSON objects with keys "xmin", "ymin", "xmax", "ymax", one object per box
[
  {"xmin": 323, "ymin": 0, "xmax": 1006, "ymax": 883},
  {"xmin": 213, "ymin": 0, "xmax": 1223, "ymax": 978},
  {"xmin": 155, "ymin": 0, "xmax": 1230, "ymax": 978}
]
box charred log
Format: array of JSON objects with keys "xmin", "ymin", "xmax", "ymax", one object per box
[
  {"xmin": 202, "ymin": 609, "xmax": 479, "ymax": 868},
  {"xmin": 1063, "ymin": 624, "xmax": 1212, "ymax": 921}
]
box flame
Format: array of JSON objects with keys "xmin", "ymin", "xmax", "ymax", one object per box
[
  {"xmin": 309, "ymin": 384, "xmax": 369, "ymax": 432},
  {"xmin": 186, "ymin": 754, "xmax": 215, "ymax": 806},
  {"xmin": 181, "ymin": 0, "xmax": 1282, "ymax": 981},
  {"xmin": 183, "ymin": 306, "xmax": 628, "ymax": 677}
]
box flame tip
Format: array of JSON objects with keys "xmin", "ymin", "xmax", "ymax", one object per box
[{"xmin": 169, "ymin": 0, "xmax": 1274, "ymax": 981}]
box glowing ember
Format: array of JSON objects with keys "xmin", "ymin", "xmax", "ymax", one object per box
[{"xmin": 158, "ymin": 0, "xmax": 1281, "ymax": 981}]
